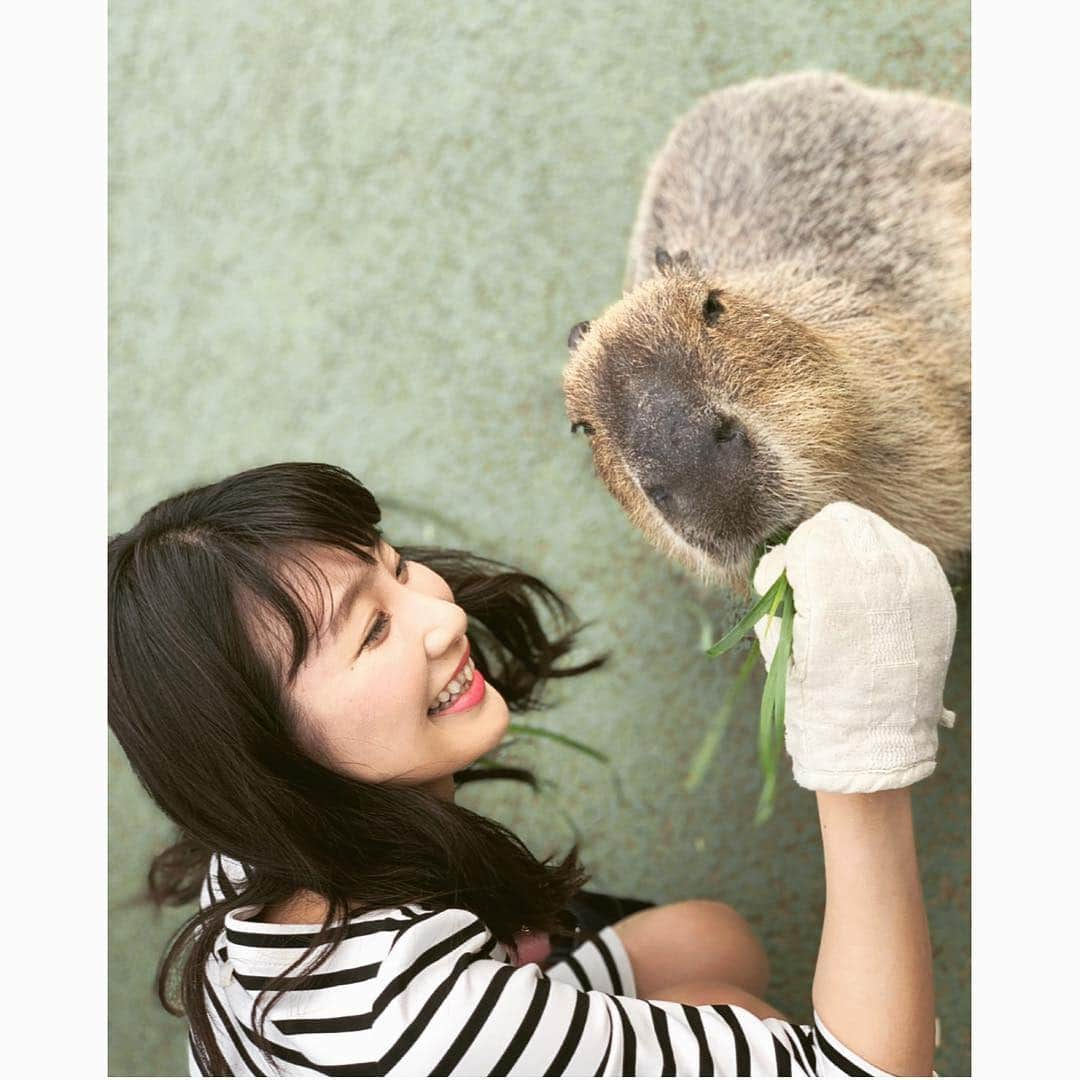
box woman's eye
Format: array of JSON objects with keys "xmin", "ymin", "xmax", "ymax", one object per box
[
  {"xmin": 357, "ymin": 553, "xmax": 407, "ymax": 654},
  {"xmin": 361, "ymin": 612, "xmax": 391, "ymax": 650}
]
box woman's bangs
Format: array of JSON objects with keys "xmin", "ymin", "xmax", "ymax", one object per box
[{"xmin": 241, "ymin": 534, "xmax": 383, "ymax": 683}]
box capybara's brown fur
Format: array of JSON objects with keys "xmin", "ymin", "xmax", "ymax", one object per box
[{"xmin": 563, "ymin": 72, "xmax": 969, "ymax": 589}]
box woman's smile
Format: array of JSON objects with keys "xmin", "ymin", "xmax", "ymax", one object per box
[
  {"xmin": 427, "ymin": 645, "xmax": 474, "ymax": 715},
  {"xmin": 429, "ymin": 659, "xmax": 487, "ymax": 719}
]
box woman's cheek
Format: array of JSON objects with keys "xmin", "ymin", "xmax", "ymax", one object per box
[{"xmin": 371, "ymin": 650, "xmax": 429, "ymax": 720}]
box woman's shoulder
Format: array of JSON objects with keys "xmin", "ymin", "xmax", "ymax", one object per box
[
  {"xmin": 254, "ymin": 891, "xmax": 469, "ymax": 934},
  {"xmin": 203, "ymin": 853, "xmax": 493, "ymax": 941}
]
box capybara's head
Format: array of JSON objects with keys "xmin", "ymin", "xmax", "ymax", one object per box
[{"xmin": 563, "ymin": 252, "xmax": 870, "ymax": 588}]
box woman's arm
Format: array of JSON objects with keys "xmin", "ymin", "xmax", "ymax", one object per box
[
  {"xmin": 814, "ymin": 789, "xmax": 935, "ymax": 1076},
  {"xmin": 746, "ymin": 502, "xmax": 957, "ymax": 1075},
  {"xmin": 637, "ymin": 792, "xmax": 935, "ymax": 1073}
]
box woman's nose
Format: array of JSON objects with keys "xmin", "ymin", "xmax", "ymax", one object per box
[{"xmin": 422, "ymin": 600, "xmax": 468, "ymax": 660}]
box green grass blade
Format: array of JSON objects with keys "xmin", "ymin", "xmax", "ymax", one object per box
[
  {"xmin": 756, "ymin": 641, "xmax": 780, "ymax": 814},
  {"xmin": 755, "ymin": 572, "xmax": 786, "ymax": 663},
  {"xmin": 759, "ymin": 658, "xmax": 779, "ymax": 780},
  {"xmin": 754, "ymin": 579, "xmax": 795, "ymax": 826},
  {"xmin": 698, "ymin": 565, "xmax": 797, "ymax": 827},
  {"xmin": 684, "ymin": 641, "xmax": 760, "ymax": 792},
  {"xmin": 688, "ymin": 602, "xmax": 717, "ymax": 654},
  {"xmin": 772, "ymin": 586, "xmax": 795, "ymax": 732},
  {"xmin": 503, "ymin": 722, "xmax": 632, "ymax": 811},
  {"xmin": 706, "ymin": 572, "xmax": 788, "ymax": 656},
  {"xmin": 770, "ymin": 586, "xmax": 795, "ymax": 781},
  {"xmin": 753, "ymin": 773, "xmax": 777, "ymax": 826},
  {"xmin": 507, "ymin": 722, "xmax": 609, "ymax": 764}
]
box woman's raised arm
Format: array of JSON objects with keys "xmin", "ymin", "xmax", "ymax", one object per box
[
  {"xmin": 815, "ymin": 789, "xmax": 935, "ymax": 1076},
  {"xmin": 752, "ymin": 501, "xmax": 958, "ymax": 1076}
]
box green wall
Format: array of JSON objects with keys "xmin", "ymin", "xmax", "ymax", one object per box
[{"xmin": 109, "ymin": 2, "xmax": 970, "ymax": 1074}]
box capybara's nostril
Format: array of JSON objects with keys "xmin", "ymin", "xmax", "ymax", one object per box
[
  {"xmin": 713, "ymin": 417, "xmax": 743, "ymax": 445},
  {"xmin": 645, "ymin": 483, "xmax": 672, "ymax": 508}
]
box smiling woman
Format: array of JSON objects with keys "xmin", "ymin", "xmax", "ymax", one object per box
[
  {"xmin": 108, "ymin": 461, "xmax": 608, "ymax": 1074},
  {"xmin": 275, "ymin": 539, "xmax": 513, "ymax": 801},
  {"xmin": 108, "ymin": 462, "xmax": 914, "ymax": 1078}
]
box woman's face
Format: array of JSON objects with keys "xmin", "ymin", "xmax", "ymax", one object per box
[{"xmin": 280, "ymin": 542, "xmax": 510, "ymax": 800}]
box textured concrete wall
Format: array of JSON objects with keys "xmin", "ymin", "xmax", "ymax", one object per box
[{"xmin": 109, "ymin": 2, "xmax": 970, "ymax": 1074}]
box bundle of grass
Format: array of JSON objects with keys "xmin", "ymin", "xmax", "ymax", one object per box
[
  {"xmin": 685, "ymin": 538, "xmax": 963, "ymax": 824},
  {"xmin": 684, "ymin": 564, "xmax": 795, "ymax": 825}
]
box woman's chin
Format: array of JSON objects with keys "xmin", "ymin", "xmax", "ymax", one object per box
[
  {"xmin": 427, "ymin": 684, "xmax": 510, "ymax": 773},
  {"xmin": 473, "ymin": 692, "xmax": 512, "ymax": 761}
]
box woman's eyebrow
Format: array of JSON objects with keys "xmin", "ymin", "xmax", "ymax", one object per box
[{"xmin": 324, "ymin": 564, "xmax": 378, "ymax": 645}]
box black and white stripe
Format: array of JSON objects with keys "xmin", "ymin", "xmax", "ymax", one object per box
[
  {"xmin": 715, "ymin": 1003, "xmax": 752, "ymax": 1075},
  {"xmin": 815, "ymin": 1018, "xmax": 873, "ymax": 1077},
  {"xmin": 189, "ymin": 856, "xmax": 890, "ymax": 1077}
]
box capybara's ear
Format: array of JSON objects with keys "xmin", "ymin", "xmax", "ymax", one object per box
[
  {"xmin": 675, "ymin": 250, "xmax": 692, "ymax": 269},
  {"xmin": 567, "ymin": 321, "xmax": 591, "ymax": 351},
  {"xmin": 655, "ymin": 247, "xmax": 673, "ymax": 274}
]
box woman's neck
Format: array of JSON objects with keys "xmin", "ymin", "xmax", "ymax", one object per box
[{"xmin": 261, "ymin": 889, "xmax": 331, "ymax": 925}]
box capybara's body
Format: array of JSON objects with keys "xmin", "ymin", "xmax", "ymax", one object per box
[{"xmin": 563, "ymin": 72, "xmax": 970, "ymax": 588}]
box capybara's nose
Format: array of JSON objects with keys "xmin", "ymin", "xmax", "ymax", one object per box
[{"xmin": 630, "ymin": 386, "xmax": 749, "ymax": 520}]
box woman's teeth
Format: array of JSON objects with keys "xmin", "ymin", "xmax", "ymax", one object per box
[{"xmin": 429, "ymin": 658, "xmax": 476, "ymax": 715}]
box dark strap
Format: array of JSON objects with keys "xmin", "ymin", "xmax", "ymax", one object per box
[{"xmin": 546, "ymin": 888, "xmax": 656, "ymax": 965}]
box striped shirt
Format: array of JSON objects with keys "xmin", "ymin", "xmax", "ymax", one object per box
[{"xmin": 191, "ymin": 854, "xmax": 886, "ymax": 1076}]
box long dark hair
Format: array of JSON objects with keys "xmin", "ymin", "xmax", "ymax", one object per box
[{"xmin": 108, "ymin": 462, "xmax": 606, "ymax": 1076}]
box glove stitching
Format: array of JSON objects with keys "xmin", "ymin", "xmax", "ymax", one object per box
[{"xmin": 797, "ymin": 759, "xmax": 936, "ymax": 776}]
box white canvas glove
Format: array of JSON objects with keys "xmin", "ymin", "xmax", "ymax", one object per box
[{"xmin": 753, "ymin": 502, "xmax": 957, "ymax": 794}]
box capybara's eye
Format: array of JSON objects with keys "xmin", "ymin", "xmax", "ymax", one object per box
[
  {"xmin": 570, "ymin": 420, "xmax": 595, "ymax": 437},
  {"xmin": 567, "ymin": 321, "xmax": 591, "ymax": 351},
  {"xmin": 703, "ymin": 289, "xmax": 726, "ymax": 325}
]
